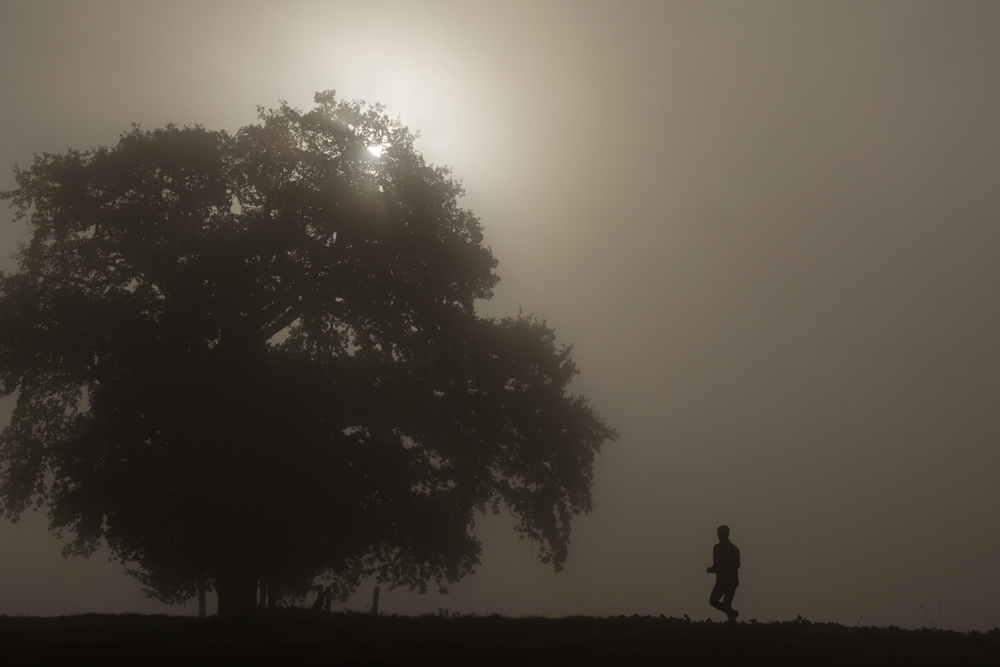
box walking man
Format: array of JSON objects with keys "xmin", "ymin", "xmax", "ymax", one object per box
[{"xmin": 707, "ymin": 524, "xmax": 740, "ymax": 622}]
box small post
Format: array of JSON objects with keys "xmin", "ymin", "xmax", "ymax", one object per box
[
  {"xmin": 324, "ymin": 586, "xmax": 332, "ymax": 612},
  {"xmin": 439, "ymin": 607, "xmax": 444, "ymax": 618},
  {"xmin": 445, "ymin": 609, "xmax": 450, "ymax": 619},
  {"xmin": 370, "ymin": 586, "xmax": 380, "ymax": 615},
  {"xmin": 198, "ymin": 581, "xmax": 206, "ymax": 619}
]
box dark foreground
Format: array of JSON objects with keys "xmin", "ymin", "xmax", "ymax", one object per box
[{"xmin": 1, "ymin": 611, "xmax": 997, "ymax": 666}]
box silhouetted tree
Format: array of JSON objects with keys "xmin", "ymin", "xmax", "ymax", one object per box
[{"xmin": 0, "ymin": 92, "xmax": 617, "ymax": 615}]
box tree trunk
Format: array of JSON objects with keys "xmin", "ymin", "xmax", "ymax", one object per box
[
  {"xmin": 215, "ymin": 572, "xmax": 259, "ymax": 616},
  {"xmin": 198, "ymin": 581, "xmax": 207, "ymax": 618},
  {"xmin": 267, "ymin": 581, "xmax": 277, "ymax": 611}
]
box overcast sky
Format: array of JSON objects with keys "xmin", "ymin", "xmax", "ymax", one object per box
[{"xmin": 1, "ymin": 0, "xmax": 999, "ymax": 630}]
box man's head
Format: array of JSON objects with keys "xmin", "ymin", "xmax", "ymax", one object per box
[{"xmin": 717, "ymin": 525, "xmax": 730, "ymax": 541}]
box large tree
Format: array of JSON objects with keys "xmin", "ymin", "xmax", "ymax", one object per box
[{"xmin": 0, "ymin": 92, "xmax": 617, "ymax": 615}]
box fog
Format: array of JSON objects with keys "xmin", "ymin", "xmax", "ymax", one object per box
[{"xmin": 1, "ymin": 1, "xmax": 998, "ymax": 629}]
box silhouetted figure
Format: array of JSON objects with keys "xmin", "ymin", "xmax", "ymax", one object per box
[{"xmin": 707, "ymin": 525, "xmax": 740, "ymax": 622}]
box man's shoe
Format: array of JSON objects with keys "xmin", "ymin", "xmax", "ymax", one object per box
[{"xmin": 727, "ymin": 609, "xmax": 739, "ymax": 623}]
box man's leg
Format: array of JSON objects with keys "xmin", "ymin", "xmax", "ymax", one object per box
[
  {"xmin": 723, "ymin": 584, "xmax": 738, "ymax": 621},
  {"xmin": 709, "ymin": 581, "xmax": 728, "ymax": 613}
]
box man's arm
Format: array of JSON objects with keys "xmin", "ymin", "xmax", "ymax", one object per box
[{"xmin": 707, "ymin": 543, "xmax": 719, "ymax": 573}]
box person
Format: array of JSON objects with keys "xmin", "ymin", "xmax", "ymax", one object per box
[{"xmin": 706, "ymin": 524, "xmax": 740, "ymax": 622}]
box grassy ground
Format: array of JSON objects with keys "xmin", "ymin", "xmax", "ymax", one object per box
[{"xmin": 1, "ymin": 611, "xmax": 997, "ymax": 665}]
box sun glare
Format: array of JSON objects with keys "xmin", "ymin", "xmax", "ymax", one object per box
[{"xmin": 367, "ymin": 145, "xmax": 384, "ymax": 157}]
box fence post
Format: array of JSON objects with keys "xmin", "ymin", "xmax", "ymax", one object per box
[
  {"xmin": 324, "ymin": 586, "xmax": 332, "ymax": 612},
  {"xmin": 198, "ymin": 581, "xmax": 206, "ymax": 619},
  {"xmin": 371, "ymin": 586, "xmax": 380, "ymax": 615}
]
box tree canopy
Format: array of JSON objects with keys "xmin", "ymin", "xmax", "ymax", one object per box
[{"xmin": 0, "ymin": 91, "xmax": 617, "ymax": 614}]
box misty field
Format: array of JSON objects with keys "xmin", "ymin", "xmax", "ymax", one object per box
[{"xmin": 1, "ymin": 611, "xmax": 997, "ymax": 665}]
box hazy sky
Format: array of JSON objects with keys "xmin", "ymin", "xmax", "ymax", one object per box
[{"xmin": 2, "ymin": 1, "xmax": 999, "ymax": 630}]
